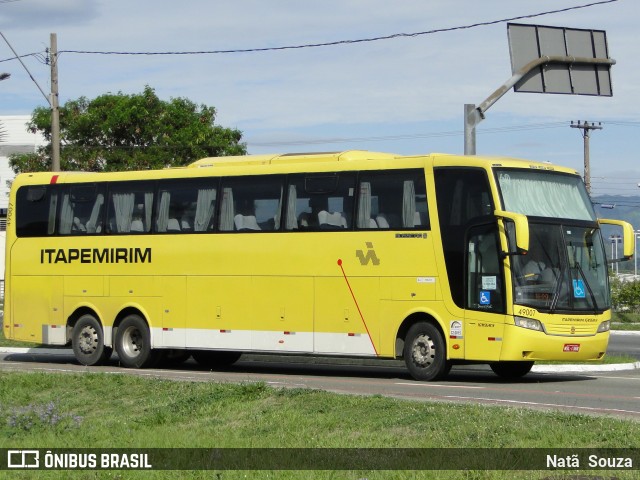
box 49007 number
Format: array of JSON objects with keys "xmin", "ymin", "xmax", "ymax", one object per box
[{"xmin": 517, "ymin": 308, "xmax": 537, "ymax": 317}]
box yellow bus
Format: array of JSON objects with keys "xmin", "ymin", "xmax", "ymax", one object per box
[{"xmin": 4, "ymin": 151, "xmax": 634, "ymax": 380}]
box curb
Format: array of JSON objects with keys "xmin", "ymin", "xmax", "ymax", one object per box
[
  {"xmin": 532, "ymin": 362, "xmax": 640, "ymax": 373},
  {"xmin": 610, "ymin": 330, "xmax": 640, "ymax": 336},
  {"xmin": 0, "ymin": 347, "xmax": 73, "ymax": 355}
]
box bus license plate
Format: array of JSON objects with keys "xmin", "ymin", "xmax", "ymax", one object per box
[{"xmin": 563, "ymin": 344, "xmax": 580, "ymax": 352}]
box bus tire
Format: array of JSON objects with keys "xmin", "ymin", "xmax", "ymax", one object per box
[
  {"xmin": 193, "ymin": 350, "xmax": 242, "ymax": 368},
  {"xmin": 72, "ymin": 314, "xmax": 112, "ymax": 366},
  {"xmin": 403, "ymin": 321, "xmax": 449, "ymax": 381},
  {"xmin": 115, "ymin": 314, "xmax": 159, "ymax": 368},
  {"xmin": 490, "ymin": 361, "xmax": 534, "ymax": 379}
]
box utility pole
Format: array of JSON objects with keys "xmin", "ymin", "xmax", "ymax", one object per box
[
  {"xmin": 50, "ymin": 33, "xmax": 61, "ymax": 172},
  {"xmin": 570, "ymin": 121, "xmax": 602, "ymax": 195}
]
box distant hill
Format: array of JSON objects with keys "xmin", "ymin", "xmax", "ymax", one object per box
[
  {"xmin": 592, "ymin": 195, "xmax": 640, "ymax": 230},
  {"xmin": 593, "ymin": 195, "xmax": 640, "ymax": 273}
]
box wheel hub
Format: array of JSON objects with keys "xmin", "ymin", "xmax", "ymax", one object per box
[
  {"xmin": 411, "ymin": 334, "xmax": 435, "ymax": 367},
  {"xmin": 79, "ymin": 326, "xmax": 98, "ymax": 354},
  {"xmin": 122, "ymin": 327, "xmax": 142, "ymax": 358}
]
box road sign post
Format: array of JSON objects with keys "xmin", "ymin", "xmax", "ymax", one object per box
[{"xmin": 464, "ymin": 24, "xmax": 614, "ymax": 155}]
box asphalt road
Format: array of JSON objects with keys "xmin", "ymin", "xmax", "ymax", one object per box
[
  {"xmin": 1, "ymin": 339, "xmax": 638, "ymax": 421},
  {"xmin": 605, "ymin": 331, "xmax": 640, "ymax": 359}
]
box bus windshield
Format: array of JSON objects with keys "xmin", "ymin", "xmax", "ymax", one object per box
[
  {"xmin": 510, "ymin": 223, "xmax": 610, "ymax": 312},
  {"xmin": 496, "ymin": 169, "xmax": 596, "ymax": 221},
  {"xmin": 496, "ymin": 168, "xmax": 608, "ymax": 313}
]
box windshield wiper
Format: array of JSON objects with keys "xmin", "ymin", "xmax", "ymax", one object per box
[{"xmin": 549, "ymin": 266, "xmax": 563, "ymax": 313}]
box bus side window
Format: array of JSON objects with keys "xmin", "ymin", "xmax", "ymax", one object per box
[
  {"xmin": 155, "ymin": 179, "xmax": 218, "ymax": 234},
  {"xmin": 219, "ymin": 175, "xmax": 284, "ymax": 233},
  {"xmin": 59, "ymin": 185, "xmax": 105, "ymax": 235},
  {"xmin": 286, "ymin": 173, "xmax": 356, "ymax": 231},
  {"xmin": 16, "ymin": 185, "xmax": 53, "ymax": 237},
  {"xmin": 357, "ymin": 170, "xmax": 429, "ymax": 230},
  {"xmin": 106, "ymin": 183, "xmax": 154, "ymax": 234}
]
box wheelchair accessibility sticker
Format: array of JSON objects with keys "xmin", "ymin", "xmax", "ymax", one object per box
[
  {"xmin": 479, "ymin": 290, "xmax": 491, "ymax": 305},
  {"xmin": 572, "ymin": 279, "xmax": 586, "ymax": 299}
]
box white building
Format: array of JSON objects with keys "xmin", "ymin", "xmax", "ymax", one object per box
[
  {"xmin": 0, "ymin": 115, "xmax": 46, "ymax": 293},
  {"xmin": 0, "ymin": 115, "xmax": 46, "ymax": 209}
]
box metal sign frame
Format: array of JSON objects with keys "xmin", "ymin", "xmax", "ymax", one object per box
[{"xmin": 507, "ymin": 23, "xmax": 612, "ymax": 96}]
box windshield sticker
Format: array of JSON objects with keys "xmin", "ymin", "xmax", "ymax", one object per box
[
  {"xmin": 572, "ymin": 279, "xmax": 586, "ymax": 299},
  {"xmin": 480, "ymin": 291, "xmax": 491, "ymax": 305},
  {"xmin": 482, "ymin": 276, "xmax": 497, "ymax": 290}
]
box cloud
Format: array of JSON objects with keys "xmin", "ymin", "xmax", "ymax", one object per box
[
  {"xmin": 0, "ymin": 0, "xmax": 99, "ymax": 29},
  {"xmin": 1, "ymin": 0, "xmax": 638, "ymax": 173}
]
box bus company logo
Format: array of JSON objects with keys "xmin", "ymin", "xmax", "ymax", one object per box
[
  {"xmin": 40, "ymin": 247, "xmax": 152, "ymax": 264},
  {"xmin": 356, "ymin": 242, "xmax": 380, "ymax": 266},
  {"xmin": 8, "ymin": 450, "xmax": 39, "ymax": 469}
]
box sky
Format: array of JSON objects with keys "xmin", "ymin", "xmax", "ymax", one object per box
[{"xmin": 0, "ymin": 0, "xmax": 638, "ymax": 197}]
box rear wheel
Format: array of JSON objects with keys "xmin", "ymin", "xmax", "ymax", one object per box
[
  {"xmin": 72, "ymin": 314, "xmax": 112, "ymax": 366},
  {"xmin": 192, "ymin": 350, "xmax": 242, "ymax": 368},
  {"xmin": 403, "ymin": 322, "xmax": 449, "ymax": 381},
  {"xmin": 490, "ymin": 361, "xmax": 534, "ymax": 379},
  {"xmin": 115, "ymin": 314, "xmax": 159, "ymax": 368}
]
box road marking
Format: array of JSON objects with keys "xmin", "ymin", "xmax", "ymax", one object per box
[{"xmin": 598, "ymin": 375, "xmax": 640, "ymax": 381}]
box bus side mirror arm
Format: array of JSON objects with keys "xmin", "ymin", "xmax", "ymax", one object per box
[
  {"xmin": 494, "ymin": 209, "xmax": 529, "ymax": 255},
  {"xmin": 598, "ymin": 218, "xmax": 635, "ymax": 259}
]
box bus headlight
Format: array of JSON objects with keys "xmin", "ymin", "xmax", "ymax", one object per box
[
  {"xmin": 514, "ymin": 316, "xmax": 544, "ymax": 332},
  {"xmin": 597, "ymin": 320, "xmax": 611, "ymax": 333}
]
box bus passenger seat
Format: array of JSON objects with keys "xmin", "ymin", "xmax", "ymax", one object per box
[
  {"xmin": 318, "ymin": 211, "xmax": 347, "ymax": 229},
  {"xmin": 167, "ymin": 218, "xmax": 181, "ymax": 232},
  {"xmin": 376, "ymin": 215, "xmax": 390, "ymax": 229},
  {"xmin": 73, "ymin": 217, "xmax": 87, "ymax": 233},
  {"xmin": 234, "ymin": 214, "xmax": 261, "ymax": 231},
  {"xmin": 130, "ymin": 219, "xmax": 144, "ymax": 232},
  {"xmin": 368, "ymin": 218, "xmax": 378, "ymax": 228}
]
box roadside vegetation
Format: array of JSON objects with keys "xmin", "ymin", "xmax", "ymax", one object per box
[
  {"xmin": 611, "ymin": 277, "xmax": 640, "ymax": 322},
  {"xmin": 0, "ymin": 371, "xmax": 638, "ymax": 480}
]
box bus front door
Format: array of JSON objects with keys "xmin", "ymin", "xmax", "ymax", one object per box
[{"xmin": 464, "ymin": 223, "xmax": 506, "ymax": 361}]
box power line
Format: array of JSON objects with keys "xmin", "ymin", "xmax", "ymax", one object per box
[
  {"xmin": 246, "ymin": 122, "xmax": 568, "ymax": 147},
  {"xmin": 54, "ymin": 0, "xmax": 618, "ymax": 57},
  {"xmin": 0, "ymin": 31, "xmax": 50, "ymax": 104},
  {"xmin": 0, "ymin": 51, "xmax": 43, "ymax": 64}
]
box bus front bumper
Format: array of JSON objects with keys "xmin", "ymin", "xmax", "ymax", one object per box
[{"xmin": 498, "ymin": 324, "xmax": 610, "ymax": 362}]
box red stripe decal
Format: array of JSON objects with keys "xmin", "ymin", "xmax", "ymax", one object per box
[{"xmin": 337, "ymin": 258, "xmax": 378, "ymax": 355}]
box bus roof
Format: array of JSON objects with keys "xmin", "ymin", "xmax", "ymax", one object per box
[
  {"xmin": 11, "ymin": 151, "xmax": 580, "ymax": 186},
  {"xmin": 188, "ymin": 150, "xmax": 398, "ymax": 167}
]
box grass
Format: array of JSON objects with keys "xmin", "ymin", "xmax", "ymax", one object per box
[
  {"xmin": 0, "ymin": 371, "xmax": 638, "ymax": 480},
  {"xmin": 612, "ymin": 311, "xmax": 640, "ymax": 329}
]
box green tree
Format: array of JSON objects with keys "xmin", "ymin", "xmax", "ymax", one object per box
[
  {"xmin": 610, "ymin": 276, "xmax": 640, "ymax": 313},
  {"xmin": 9, "ymin": 86, "xmax": 246, "ymax": 173}
]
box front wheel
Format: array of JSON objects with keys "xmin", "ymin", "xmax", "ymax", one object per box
[
  {"xmin": 115, "ymin": 314, "xmax": 159, "ymax": 368},
  {"xmin": 72, "ymin": 314, "xmax": 112, "ymax": 366},
  {"xmin": 403, "ymin": 322, "xmax": 449, "ymax": 381},
  {"xmin": 490, "ymin": 361, "xmax": 534, "ymax": 379}
]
